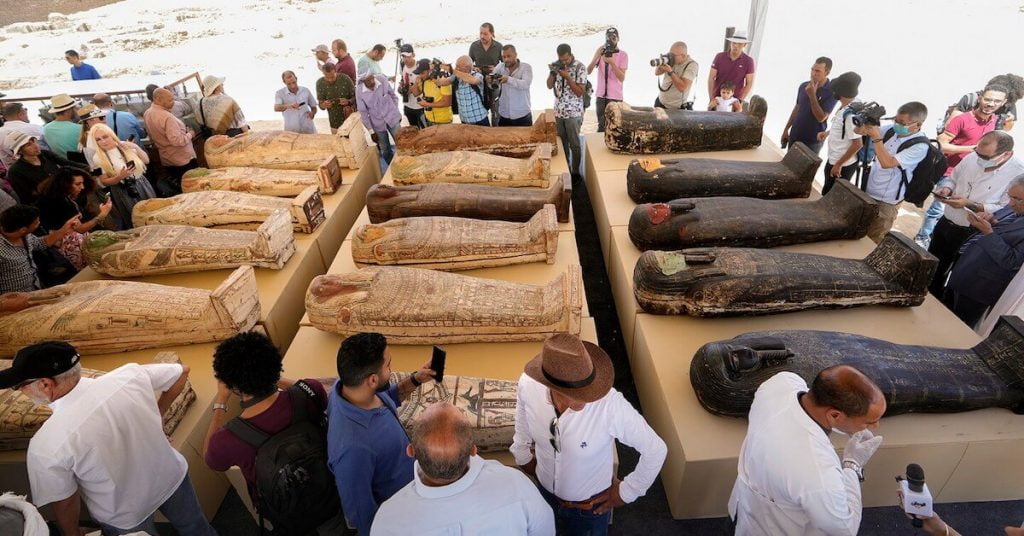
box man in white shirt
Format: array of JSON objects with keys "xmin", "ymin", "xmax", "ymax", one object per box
[
  {"xmin": 274, "ymin": 70, "xmax": 318, "ymax": 134},
  {"xmin": 0, "ymin": 103, "xmax": 47, "ymax": 169},
  {"xmin": 856, "ymin": 101, "xmax": 931, "ymax": 242},
  {"xmin": 371, "ymin": 401, "xmax": 554, "ymax": 535},
  {"xmin": 492, "ymin": 44, "xmax": 534, "ymax": 126},
  {"xmin": 817, "ymin": 71, "xmax": 863, "ymax": 194},
  {"xmin": 511, "ymin": 333, "xmax": 667, "ymax": 536},
  {"xmin": 928, "ymin": 130, "xmax": 1023, "ymax": 297},
  {"xmin": 397, "ymin": 44, "xmax": 426, "ymax": 128},
  {"xmin": 1, "ymin": 341, "xmax": 216, "ymax": 536},
  {"xmin": 729, "ymin": 366, "xmax": 885, "ymax": 536}
]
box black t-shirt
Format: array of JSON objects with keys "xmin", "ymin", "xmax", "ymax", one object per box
[{"xmin": 7, "ymin": 151, "xmax": 87, "ymax": 205}]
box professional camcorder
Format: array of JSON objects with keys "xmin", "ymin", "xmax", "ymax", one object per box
[
  {"xmin": 650, "ymin": 54, "xmax": 673, "ymax": 67},
  {"xmin": 848, "ymin": 101, "xmax": 887, "ymax": 127}
]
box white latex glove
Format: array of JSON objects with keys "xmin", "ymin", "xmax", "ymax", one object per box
[{"xmin": 842, "ymin": 429, "xmax": 883, "ymax": 467}]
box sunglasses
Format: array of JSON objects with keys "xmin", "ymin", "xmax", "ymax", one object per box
[{"xmin": 549, "ymin": 416, "xmax": 561, "ymax": 453}]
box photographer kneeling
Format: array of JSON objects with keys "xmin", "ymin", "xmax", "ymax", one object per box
[
  {"xmin": 434, "ymin": 56, "xmax": 490, "ymax": 126},
  {"xmin": 652, "ymin": 41, "xmax": 698, "ymax": 110},
  {"xmin": 492, "ymin": 44, "xmax": 533, "ymax": 126}
]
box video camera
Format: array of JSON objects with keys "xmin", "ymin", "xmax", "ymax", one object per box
[
  {"xmin": 486, "ymin": 73, "xmax": 502, "ymax": 91},
  {"xmin": 848, "ymin": 101, "xmax": 887, "ymax": 127},
  {"xmin": 896, "ymin": 463, "xmax": 933, "ymax": 528},
  {"xmin": 650, "ymin": 54, "xmax": 673, "ymax": 67}
]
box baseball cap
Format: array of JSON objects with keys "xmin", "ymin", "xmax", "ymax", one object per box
[
  {"xmin": 312, "ymin": 44, "xmax": 329, "ymax": 53},
  {"xmin": 399, "ymin": 44, "xmax": 415, "ymax": 57},
  {"xmin": 412, "ymin": 58, "xmax": 431, "ymax": 74},
  {"xmin": 0, "ymin": 341, "xmax": 81, "ymax": 389}
]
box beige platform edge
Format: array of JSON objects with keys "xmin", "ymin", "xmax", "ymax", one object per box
[
  {"xmin": 583, "ymin": 133, "xmax": 1024, "ymax": 519},
  {"xmin": 0, "ymin": 148, "xmax": 383, "ymax": 521}
]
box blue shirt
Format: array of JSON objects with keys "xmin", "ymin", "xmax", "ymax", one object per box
[
  {"xmin": 451, "ymin": 73, "xmax": 488, "ymax": 125},
  {"xmin": 326, "ymin": 382, "xmax": 412, "ymax": 535},
  {"xmin": 790, "ymin": 80, "xmax": 836, "ymax": 146},
  {"xmin": 105, "ymin": 109, "xmax": 146, "ymax": 142},
  {"xmin": 70, "ymin": 63, "xmax": 101, "ymax": 81}
]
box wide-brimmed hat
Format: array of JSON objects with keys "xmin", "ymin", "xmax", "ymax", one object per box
[
  {"xmin": 202, "ymin": 75, "xmax": 226, "ymax": 97},
  {"xmin": 4, "ymin": 130, "xmax": 37, "ymax": 156},
  {"xmin": 48, "ymin": 93, "xmax": 79, "ymax": 113},
  {"xmin": 831, "ymin": 71, "xmax": 862, "ymax": 99},
  {"xmin": 726, "ymin": 31, "xmax": 750, "ymax": 44},
  {"xmin": 0, "ymin": 341, "xmax": 81, "ymax": 390},
  {"xmin": 524, "ymin": 333, "xmax": 614, "ymax": 403},
  {"xmin": 78, "ymin": 103, "xmax": 107, "ymax": 121}
]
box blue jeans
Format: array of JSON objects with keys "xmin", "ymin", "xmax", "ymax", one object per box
[
  {"xmin": 99, "ymin": 474, "xmax": 217, "ymax": 536},
  {"xmin": 375, "ymin": 125, "xmax": 399, "ymax": 165},
  {"xmin": 915, "ymin": 198, "xmax": 946, "ymax": 241},
  {"xmin": 537, "ymin": 483, "xmax": 611, "ymax": 536}
]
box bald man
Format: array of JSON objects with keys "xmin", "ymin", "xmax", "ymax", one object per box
[
  {"xmin": 143, "ymin": 87, "xmax": 197, "ymax": 194},
  {"xmin": 435, "ymin": 56, "xmax": 490, "ymax": 126},
  {"xmin": 729, "ymin": 366, "xmax": 885, "ymax": 535},
  {"xmin": 370, "ymin": 402, "xmax": 554, "ymax": 535}
]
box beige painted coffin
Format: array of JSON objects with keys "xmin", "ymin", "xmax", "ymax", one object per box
[
  {"xmin": 84, "ymin": 210, "xmax": 296, "ymax": 277},
  {"xmin": 305, "ymin": 265, "xmax": 582, "ymax": 344},
  {"xmin": 182, "ymin": 155, "xmax": 343, "ymax": 196},
  {"xmin": 351, "ymin": 205, "xmax": 559, "ymax": 271},
  {"xmin": 204, "ymin": 114, "xmax": 368, "ymax": 170},
  {"xmin": 0, "ymin": 352, "xmax": 197, "ymax": 451},
  {"xmin": 132, "ymin": 188, "xmax": 325, "ymax": 233},
  {"xmin": 0, "ymin": 266, "xmax": 260, "ymax": 357},
  {"xmin": 391, "ymin": 143, "xmax": 552, "ymax": 188}
]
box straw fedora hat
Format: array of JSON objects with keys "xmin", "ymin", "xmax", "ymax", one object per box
[
  {"xmin": 48, "ymin": 93, "xmax": 79, "ymax": 113},
  {"xmin": 726, "ymin": 31, "xmax": 750, "ymax": 44},
  {"xmin": 524, "ymin": 333, "xmax": 614, "ymax": 403},
  {"xmin": 78, "ymin": 103, "xmax": 107, "ymax": 121},
  {"xmin": 202, "ymin": 75, "xmax": 226, "ymax": 97}
]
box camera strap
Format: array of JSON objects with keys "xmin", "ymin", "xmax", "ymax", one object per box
[{"xmin": 657, "ymin": 60, "xmax": 693, "ymax": 94}]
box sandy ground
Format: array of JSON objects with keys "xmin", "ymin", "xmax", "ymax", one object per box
[{"xmin": 0, "ymin": 0, "xmax": 121, "ymax": 27}]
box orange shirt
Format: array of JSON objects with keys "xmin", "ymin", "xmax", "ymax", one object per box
[{"xmin": 143, "ymin": 104, "xmax": 196, "ymax": 166}]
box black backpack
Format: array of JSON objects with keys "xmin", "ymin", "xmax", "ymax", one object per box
[
  {"xmin": 451, "ymin": 77, "xmax": 489, "ymax": 115},
  {"xmin": 226, "ymin": 382, "xmax": 340, "ymax": 535},
  {"xmin": 883, "ymin": 129, "xmax": 948, "ymax": 208}
]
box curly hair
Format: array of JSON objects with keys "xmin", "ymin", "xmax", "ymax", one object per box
[
  {"xmin": 38, "ymin": 167, "xmax": 95, "ymax": 202},
  {"xmin": 212, "ymin": 332, "xmax": 282, "ymax": 398},
  {"xmin": 987, "ymin": 73, "xmax": 1024, "ymax": 103}
]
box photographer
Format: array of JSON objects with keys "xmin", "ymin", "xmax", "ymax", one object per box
[
  {"xmin": 412, "ymin": 59, "xmax": 453, "ymax": 126},
  {"xmin": 492, "ymin": 44, "xmax": 533, "ymax": 126},
  {"xmin": 653, "ymin": 41, "xmax": 698, "ymax": 110},
  {"xmin": 855, "ymin": 102, "xmax": 931, "ymax": 242},
  {"xmin": 588, "ymin": 27, "xmax": 628, "ymax": 133},
  {"xmin": 398, "ymin": 44, "xmax": 426, "ymax": 129},
  {"xmin": 434, "ymin": 56, "xmax": 490, "ymax": 127},
  {"xmin": 547, "ymin": 44, "xmax": 587, "ymax": 179}
]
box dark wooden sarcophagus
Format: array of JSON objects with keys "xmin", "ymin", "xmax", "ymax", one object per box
[
  {"xmin": 628, "ymin": 179, "xmax": 878, "ymax": 250},
  {"xmin": 690, "ymin": 316, "xmax": 1024, "ymax": 417},
  {"xmin": 626, "ymin": 142, "xmax": 819, "ymax": 203},
  {"xmin": 633, "ymin": 232, "xmax": 936, "ymax": 316},
  {"xmin": 604, "ymin": 96, "xmax": 767, "ymax": 154},
  {"xmin": 366, "ymin": 173, "xmax": 571, "ymax": 224}
]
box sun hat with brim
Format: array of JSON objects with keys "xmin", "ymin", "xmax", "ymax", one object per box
[
  {"xmin": 5, "ymin": 130, "xmax": 37, "ymax": 156},
  {"xmin": 202, "ymin": 75, "xmax": 226, "ymax": 97},
  {"xmin": 78, "ymin": 103, "xmax": 107, "ymax": 121},
  {"xmin": 0, "ymin": 341, "xmax": 81, "ymax": 390},
  {"xmin": 726, "ymin": 31, "xmax": 750, "ymax": 44},
  {"xmin": 48, "ymin": 93, "xmax": 79, "ymax": 113},
  {"xmin": 524, "ymin": 333, "xmax": 614, "ymax": 403}
]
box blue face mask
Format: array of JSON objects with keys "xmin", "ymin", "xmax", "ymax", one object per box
[{"xmin": 892, "ymin": 123, "xmax": 912, "ymax": 136}]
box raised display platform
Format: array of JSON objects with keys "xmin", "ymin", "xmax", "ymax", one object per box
[{"xmin": 583, "ymin": 132, "xmax": 1024, "ymax": 519}]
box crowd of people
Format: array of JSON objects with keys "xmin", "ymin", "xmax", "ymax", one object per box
[{"xmin": 1, "ymin": 20, "xmax": 1024, "ymax": 536}]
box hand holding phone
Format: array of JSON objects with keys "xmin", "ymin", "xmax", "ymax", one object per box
[
  {"xmin": 126, "ymin": 160, "xmax": 136, "ymax": 170},
  {"xmin": 430, "ymin": 346, "xmax": 447, "ymax": 383}
]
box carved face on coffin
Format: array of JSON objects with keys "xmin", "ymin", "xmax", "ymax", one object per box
[{"xmin": 308, "ymin": 273, "xmax": 372, "ymax": 324}]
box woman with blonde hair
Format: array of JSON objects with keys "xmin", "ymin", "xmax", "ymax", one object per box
[
  {"xmin": 77, "ymin": 103, "xmax": 108, "ymax": 150},
  {"xmin": 84, "ymin": 123, "xmax": 156, "ymax": 229}
]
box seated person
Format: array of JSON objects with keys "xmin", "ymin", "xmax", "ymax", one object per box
[
  {"xmin": 35, "ymin": 168, "xmax": 112, "ymax": 269},
  {"xmin": 4, "ymin": 131, "xmax": 87, "ymax": 205}
]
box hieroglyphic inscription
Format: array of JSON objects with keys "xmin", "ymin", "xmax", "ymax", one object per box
[
  {"xmin": 132, "ymin": 189, "xmax": 323, "ymax": 233},
  {"xmin": 391, "ymin": 144, "xmax": 552, "ymax": 188}
]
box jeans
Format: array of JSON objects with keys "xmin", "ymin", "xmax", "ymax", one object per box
[
  {"xmin": 537, "ymin": 484, "xmax": 611, "ymax": 536},
  {"xmin": 556, "ymin": 115, "xmax": 584, "ymax": 177},
  {"xmin": 403, "ymin": 106, "xmax": 426, "ymax": 129},
  {"xmin": 99, "ymin": 474, "xmax": 216, "ymax": 536},
  {"xmin": 595, "ymin": 97, "xmax": 620, "ymax": 133},
  {"xmin": 497, "ymin": 113, "xmax": 534, "ymax": 126},
  {"xmin": 374, "ymin": 125, "xmax": 399, "ymax": 165},
  {"xmin": 821, "ymin": 162, "xmax": 858, "ymax": 195},
  {"xmin": 469, "ymin": 117, "xmax": 491, "ymax": 126},
  {"xmin": 916, "ymin": 198, "xmax": 947, "ymax": 242}
]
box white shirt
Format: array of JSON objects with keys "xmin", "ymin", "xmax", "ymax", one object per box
[
  {"xmin": 940, "ymin": 153, "xmax": 1024, "ymax": 226},
  {"xmin": 510, "ymin": 373, "xmax": 666, "ymax": 503},
  {"xmin": 728, "ymin": 373, "xmax": 862, "ymax": 536},
  {"xmin": 0, "ymin": 120, "xmax": 47, "ymax": 167},
  {"xmin": 370, "ymin": 455, "xmax": 554, "ymax": 535},
  {"xmin": 401, "ymin": 64, "xmax": 422, "ymax": 111},
  {"xmin": 27, "ymin": 364, "xmax": 188, "ymax": 529},
  {"xmin": 715, "ymin": 96, "xmax": 738, "ymax": 112},
  {"xmin": 866, "ymin": 125, "xmax": 930, "ymax": 204},
  {"xmin": 826, "ymin": 101, "xmax": 861, "ymax": 166},
  {"xmin": 493, "ymin": 61, "xmax": 533, "ymax": 120},
  {"xmin": 275, "ymin": 85, "xmax": 317, "ymax": 134}
]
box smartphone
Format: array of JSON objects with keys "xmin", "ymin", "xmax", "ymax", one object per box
[
  {"xmin": 126, "ymin": 160, "xmax": 136, "ymax": 170},
  {"xmin": 128, "ymin": 134, "xmax": 136, "ymax": 143},
  {"xmin": 430, "ymin": 346, "xmax": 447, "ymax": 383}
]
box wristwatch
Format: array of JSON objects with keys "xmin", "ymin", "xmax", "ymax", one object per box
[
  {"xmin": 410, "ymin": 374, "xmax": 422, "ymax": 387},
  {"xmin": 212, "ymin": 403, "xmax": 229, "ymax": 412},
  {"xmin": 842, "ymin": 460, "xmax": 865, "ymax": 482}
]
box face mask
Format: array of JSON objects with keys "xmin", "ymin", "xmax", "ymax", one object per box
[
  {"xmin": 977, "ymin": 153, "xmax": 1004, "ymax": 168},
  {"xmin": 892, "ymin": 123, "xmax": 911, "ymax": 136}
]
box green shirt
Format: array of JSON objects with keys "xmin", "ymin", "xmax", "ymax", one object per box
[
  {"xmin": 42, "ymin": 120, "xmax": 82, "ymax": 159},
  {"xmin": 316, "ymin": 75, "xmax": 356, "ymax": 129}
]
